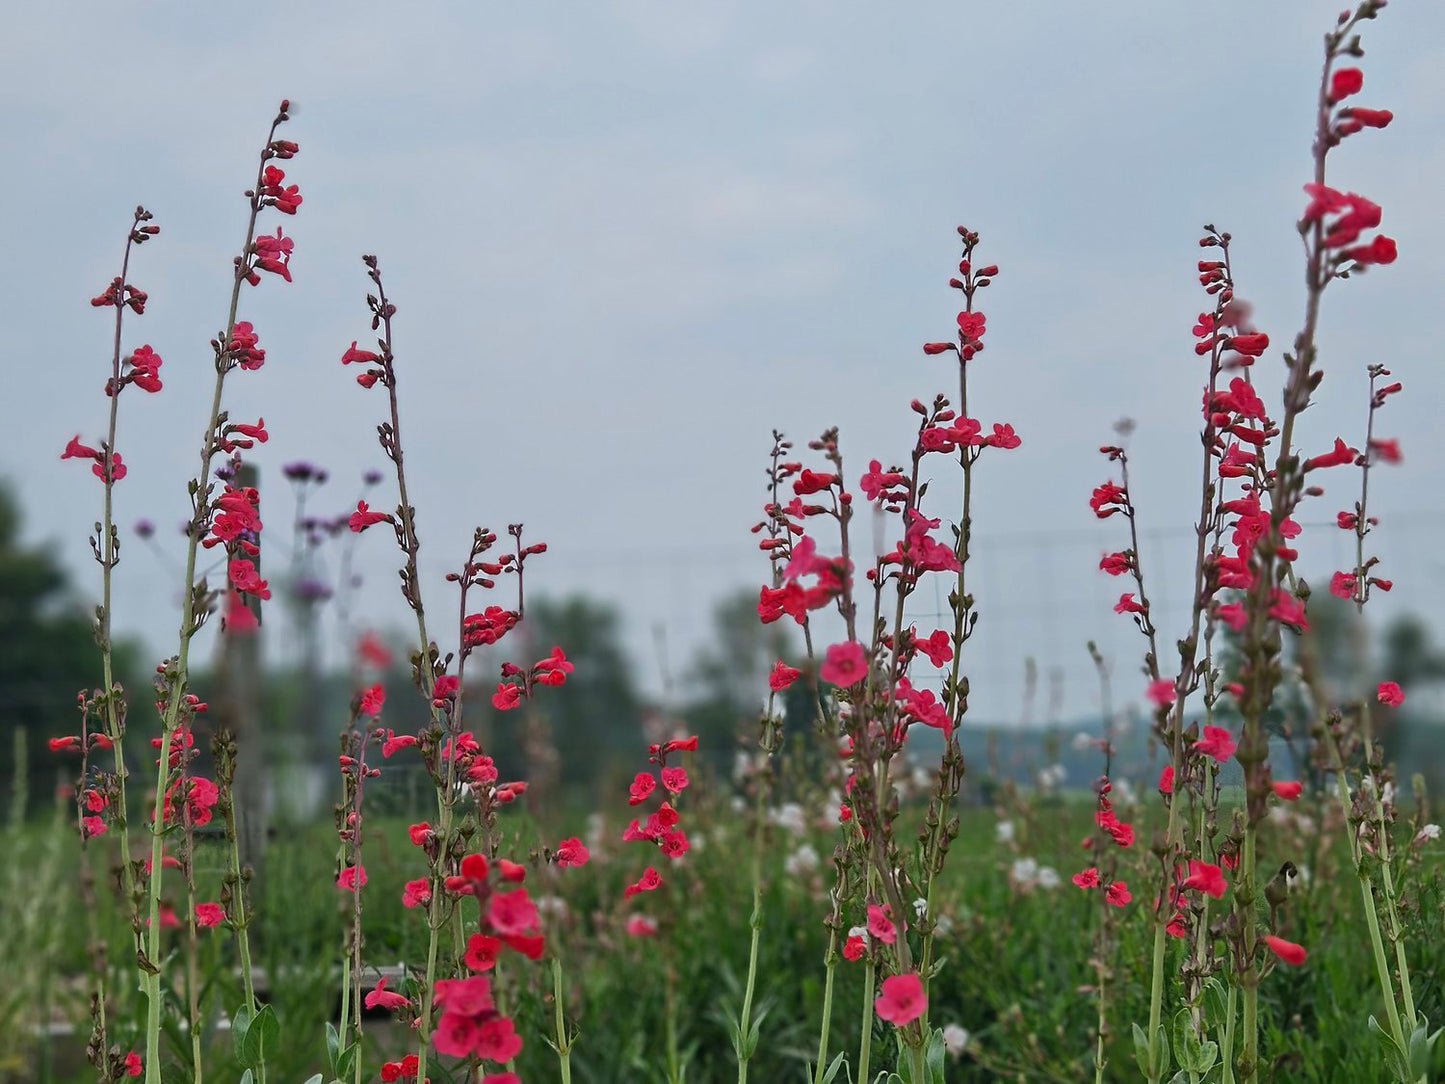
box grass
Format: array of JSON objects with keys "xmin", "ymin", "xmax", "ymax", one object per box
[{"xmin": 3, "ymin": 761, "xmax": 1441, "ymax": 1083}]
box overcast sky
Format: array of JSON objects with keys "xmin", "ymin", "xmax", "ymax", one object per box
[{"xmin": 6, "ymin": 2, "xmax": 1443, "ymax": 727}]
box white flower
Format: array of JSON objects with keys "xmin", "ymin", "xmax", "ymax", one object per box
[
  {"xmin": 912, "ymin": 897, "xmax": 929, "ymax": 919},
  {"xmin": 847, "ymin": 925, "xmax": 869, "ymax": 943},
  {"xmin": 1071, "ymin": 731, "xmax": 1096, "ymax": 752},
  {"xmin": 933, "ymin": 913, "xmax": 954, "ymax": 936},
  {"xmin": 942, "ymin": 1024, "xmax": 971, "ymax": 1056},
  {"xmin": 785, "ymin": 844, "xmax": 819, "ymax": 876},
  {"xmin": 995, "ymin": 820, "xmax": 1015, "ymax": 844},
  {"xmin": 770, "ymin": 802, "xmax": 807, "ymax": 834},
  {"xmin": 1415, "ymin": 823, "xmax": 1441, "ymax": 844},
  {"xmin": 1381, "ymin": 781, "xmax": 1397, "ymax": 808},
  {"xmin": 1010, "ymin": 857, "xmax": 1039, "ymax": 885},
  {"xmin": 1036, "ymin": 866, "xmax": 1061, "ymax": 890},
  {"xmin": 733, "ymin": 751, "xmax": 753, "ymax": 783},
  {"xmin": 911, "ymin": 766, "xmax": 934, "ymax": 792}
]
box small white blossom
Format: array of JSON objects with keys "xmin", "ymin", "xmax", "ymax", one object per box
[
  {"xmin": 995, "ymin": 820, "xmax": 1015, "ymax": 844},
  {"xmin": 1415, "ymin": 823, "xmax": 1441, "ymax": 844},
  {"xmin": 1010, "ymin": 856, "xmax": 1039, "ymax": 885},
  {"xmin": 785, "ymin": 844, "xmax": 819, "ymax": 876},
  {"xmin": 933, "ymin": 913, "xmax": 954, "ymax": 936},
  {"xmin": 770, "ymin": 801, "xmax": 807, "ymax": 834},
  {"xmin": 1036, "ymin": 866, "xmax": 1061, "ymax": 890},
  {"xmin": 1071, "ymin": 731, "xmax": 1096, "ymax": 752},
  {"xmin": 847, "ymin": 925, "xmax": 869, "ymax": 944},
  {"xmin": 912, "ymin": 897, "xmax": 929, "ymax": 919},
  {"xmin": 942, "ymin": 1024, "xmax": 971, "ymax": 1056}
]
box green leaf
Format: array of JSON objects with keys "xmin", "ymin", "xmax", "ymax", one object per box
[
  {"xmin": 925, "ymin": 1027, "xmax": 947, "ymax": 1084},
  {"xmin": 1406, "ymin": 1016, "xmax": 1441, "ymax": 1081},
  {"xmin": 239, "ymin": 1072, "xmax": 253, "ymax": 1084},
  {"xmin": 1133, "ymin": 1021, "xmax": 1169, "ymax": 1078},
  {"xmin": 324, "ymin": 1021, "xmax": 340, "ymax": 1072},
  {"xmin": 1367, "ymin": 1015, "xmax": 1409, "ymax": 1081},
  {"xmin": 819, "ymin": 1051, "xmax": 849, "ymax": 1084},
  {"xmin": 232, "ymin": 1005, "xmax": 254, "ymax": 1067},
  {"xmin": 302, "ymin": 1076, "xmax": 324, "ymax": 1084},
  {"xmin": 240, "ymin": 1003, "xmax": 280, "ymax": 1068}
]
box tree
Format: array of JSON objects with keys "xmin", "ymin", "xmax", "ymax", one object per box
[{"xmin": 0, "ymin": 480, "xmax": 124, "ymax": 815}]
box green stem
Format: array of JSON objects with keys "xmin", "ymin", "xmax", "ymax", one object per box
[
  {"xmin": 812, "ymin": 928, "xmax": 839, "ymax": 1084},
  {"xmin": 737, "ymin": 782, "xmax": 768, "ymax": 1083},
  {"xmin": 551, "ymin": 955, "xmax": 573, "ymax": 1084},
  {"xmin": 1220, "ymin": 983, "xmax": 1237, "ymax": 1084},
  {"xmin": 857, "ymin": 959, "xmax": 876, "ymax": 1084},
  {"xmin": 1238, "ymin": 826, "xmax": 1258, "ymax": 1084}
]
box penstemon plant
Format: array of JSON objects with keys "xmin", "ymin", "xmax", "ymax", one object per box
[
  {"xmin": 45, "ymin": 7, "xmax": 1438, "ymax": 1084},
  {"xmin": 747, "ymin": 226, "xmax": 1014, "ymax": 1084}
]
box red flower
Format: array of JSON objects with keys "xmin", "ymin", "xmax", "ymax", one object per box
[
  {"xmin": 820, "ymin": 641, "xmax": 868, "ymax": 687},
  {"xmin": 492, "ymin": 682, "xmax": 522, "ymax": 711},
  {"xmin": 1157, "ymin": 766, "xmax": 1174, "ymax": 795},
  {"xmin": 358, "ymin": 683, "xmax": 385, "ymax": 717},
  {"xmin": 660, "ymin": 766, "xmax": 689, "ymax": 793},
  {"xmin": 123, "ymin": 1052, "xmax": 142, "ymax": 1077},
  {"xmin": 842, "ymin": 934, "xmax": 867, "ymax": 960},
  {"xmin": 1272, "ymin": 780, "xmax": 1303, "ymax": 801},
  {"xmin": 488, "ymin": 888, "xmax": 539, "ymax": 936},
  {"xmin": 983, "ymin": 422, "xmax": 1021, "ymax": 449},
  {"xmin": 464, "ymin": 933, "xmax": 501, "ymax": 971},
  {"xmin": 341, "ymin": 341, "xmax": 382, "ymax": 365},
  {"xmin": 382, "ymin": 729, "xmax": 418, "ymax": 758},
  {"xmin": 768, "ymin": 659, "xmax": 802, "ymax": 691},
  {"xmin": 337, "ymin": 864, "xmax": 367, "ymax": 891},
  {"xmin": 1114, "ymin": 593, "xmax": 1146, "ymax": 615},
  {"xmin": 1181, "ymin": 860, "xmax": 1227, "ymax": 899},
  {"xmin": 555, "ymin": 836, "xmax": 590, "ymax": 868},
  {"xmin": 1090, "ymin": 481, "xmax": 1127, "ymax": 518},
  {"xmin": 1329, "ymin": 571, "xmax": 1358, "ymax": 600},
  {"xmin": 1194, "ymin": 725, "xmax": 1237, "ymax": 763},
  {"xmin": 195, "ymin": 902, "xmax": 226, "ymax": 928},
  {"xmin": 921, "ymin": 341, "xmax": 957, "ymax": 355},
  {"xmin": 628, "ymin": 771, "xmax": 656, "ymax": 805},
  {"xmin": 624, "ymin": 866, "xmax": 663, "ymax": 898},
  {"xmin": 1071, "ymin": 867, "xmax": 1100, "ymax": 889},
  {"xmin": 1328, "ymin": 66, "xmax": 1364, "ymax": 103},
  {"xmin": 625, "ymin": 914, "xmax": 659, "ymax": 937},
  {"xmin": 446, "ymin": 852, "xmax": 491, "ymax": 897},
  {"xmin": 1262, "ymin": 934, "xmax": 1307, "ymax": 965},
  {"xmin": 1146, "ymin": 679, "xmax": 1175, "ymax": 706},
  {"xmin": 1344, "ymin": 234, "xmax": 1398, "ymax": 265},
  {"xmin": 866, "ymin": 903, "xmax": 897, "ymax": 945},
  {"xmin": 1105, "ymin": 881, "xmax": 1132, "ymax": 907},
  {"xmin": 1099, "ymin": 551, "xmax": 1131, "ymax": 576},
  {"xmin": 407, "ymin": 822, "xmax": 431, "ymax": 846},
  {"xmin": 403, "ymin": 878, "xmax": 431, "ymax": 908},
  {"xmin": 874, "ymin": 972, "xmax": 927, "ymax": 1026},
  {"xmin": 364, "ymin": 976, "xmax": 410, "ymax": 1012},
  {"xmin": 1376, "ymin": 680, "xmax": 1405, "ymax": 707},
  {"xmin": 349, "ymin": 500, "xmax": 391, "ymax": 532}
]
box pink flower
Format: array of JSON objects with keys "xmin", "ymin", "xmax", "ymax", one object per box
[
  {"xmin": 1181, "ymin": 860, "xmax": 1227, "ymax": 899},
  {"xmin": 123, "ymin": 1052, "xmax": 142, "ymax": 1077},
  {"xmin": 1329, "ymin": 571, "xmax": 1358, "ymax": 600},
  {"xmin": 1272, "ymin": 780, "xmax": 1304, "ymax": 801},
  {"xmin": 661, "ymin": 766, "xmax": 689, "ymax": 793},
  {"xmin": 358, "ymin": 683, "xmax": 385, "ymax": 716},
  {"xmin": 866, "ymin": 903, "xmax": 897, "ymax": 945},
  {"xmin": 1114, "ymin": 593, "xmax": 1146, "ymax": 615},
  {"xmin": 1105, "ymin": 881, "xmax": 1132, "ymax": 907},
  {"xmin": 402, "ymin": 878, "xmax": 432, "ymax": 908},
  {"xmin": 1376, "ymin": 681, "xmax": 1405, "ymax": 707},
  {"xmin": 625, "ymin": 914, "xmax": 658, "ymax": 937},
  {"xmin": 1262, "ymin": 935, "xmax": 1307, "ymax": 965},
  {"xmin": 628, "ymin": 771, "xmax": 656, "ymax": 805},
  {"xmin": 1099, "ymin": 551, "xmax": 1131, "ymax": 576},
  {"xmin": 820, "ymin": 641, "xmax": 868, "ymax": 687},
  {"xmin": 1072, "ymin": 867, "xmax": 1100, "ymax": 889},
  {"xmin": 349, "ymin": 500, "xmax": 390, "ymax": 532},
  {"xmin": 915, "ymin": 628, "xmax": 953, "ymax": 667},
  {"xmin": 488, "ymin": 888, "xmax": 539, "ymax": 937},
  {"xmin": 555, "ymin": 836, "xmax": 590, "ymax": 868},
  {"xmin": 1194, "ymin": 726, "xmax": 1237, "ymax": 763},
  {"xmin": 364, "ymin": 976, "xmax": 410, "ymax": 1012},
  {"xmin": 1158, "ymin": 766, "xmax": 1174, "ymax": 795},
  {"xmin": 1146, "ymin": 679, "xmax": 1175, "ymax": 706},
  {"xmin": 874, "ymin": 972, "xmax": 927, "ymax": 1026},
  {"xmin": 768, "ymin": 659, "xmax": 802, "ymax": 691},
  {"xmin": 195, "ymin": 903, "xmax": 226, "ymax": 928},
  {"xmin": 492, "ymin": 682, "xmax": 522, "ymax": 711},
  {"xmin": 337, "ymin": 864, "xmax": 367, "ymax": 891},
  {"xmin": 624, "ymin": 866, "xmax": 663, "ymax": 898}
]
